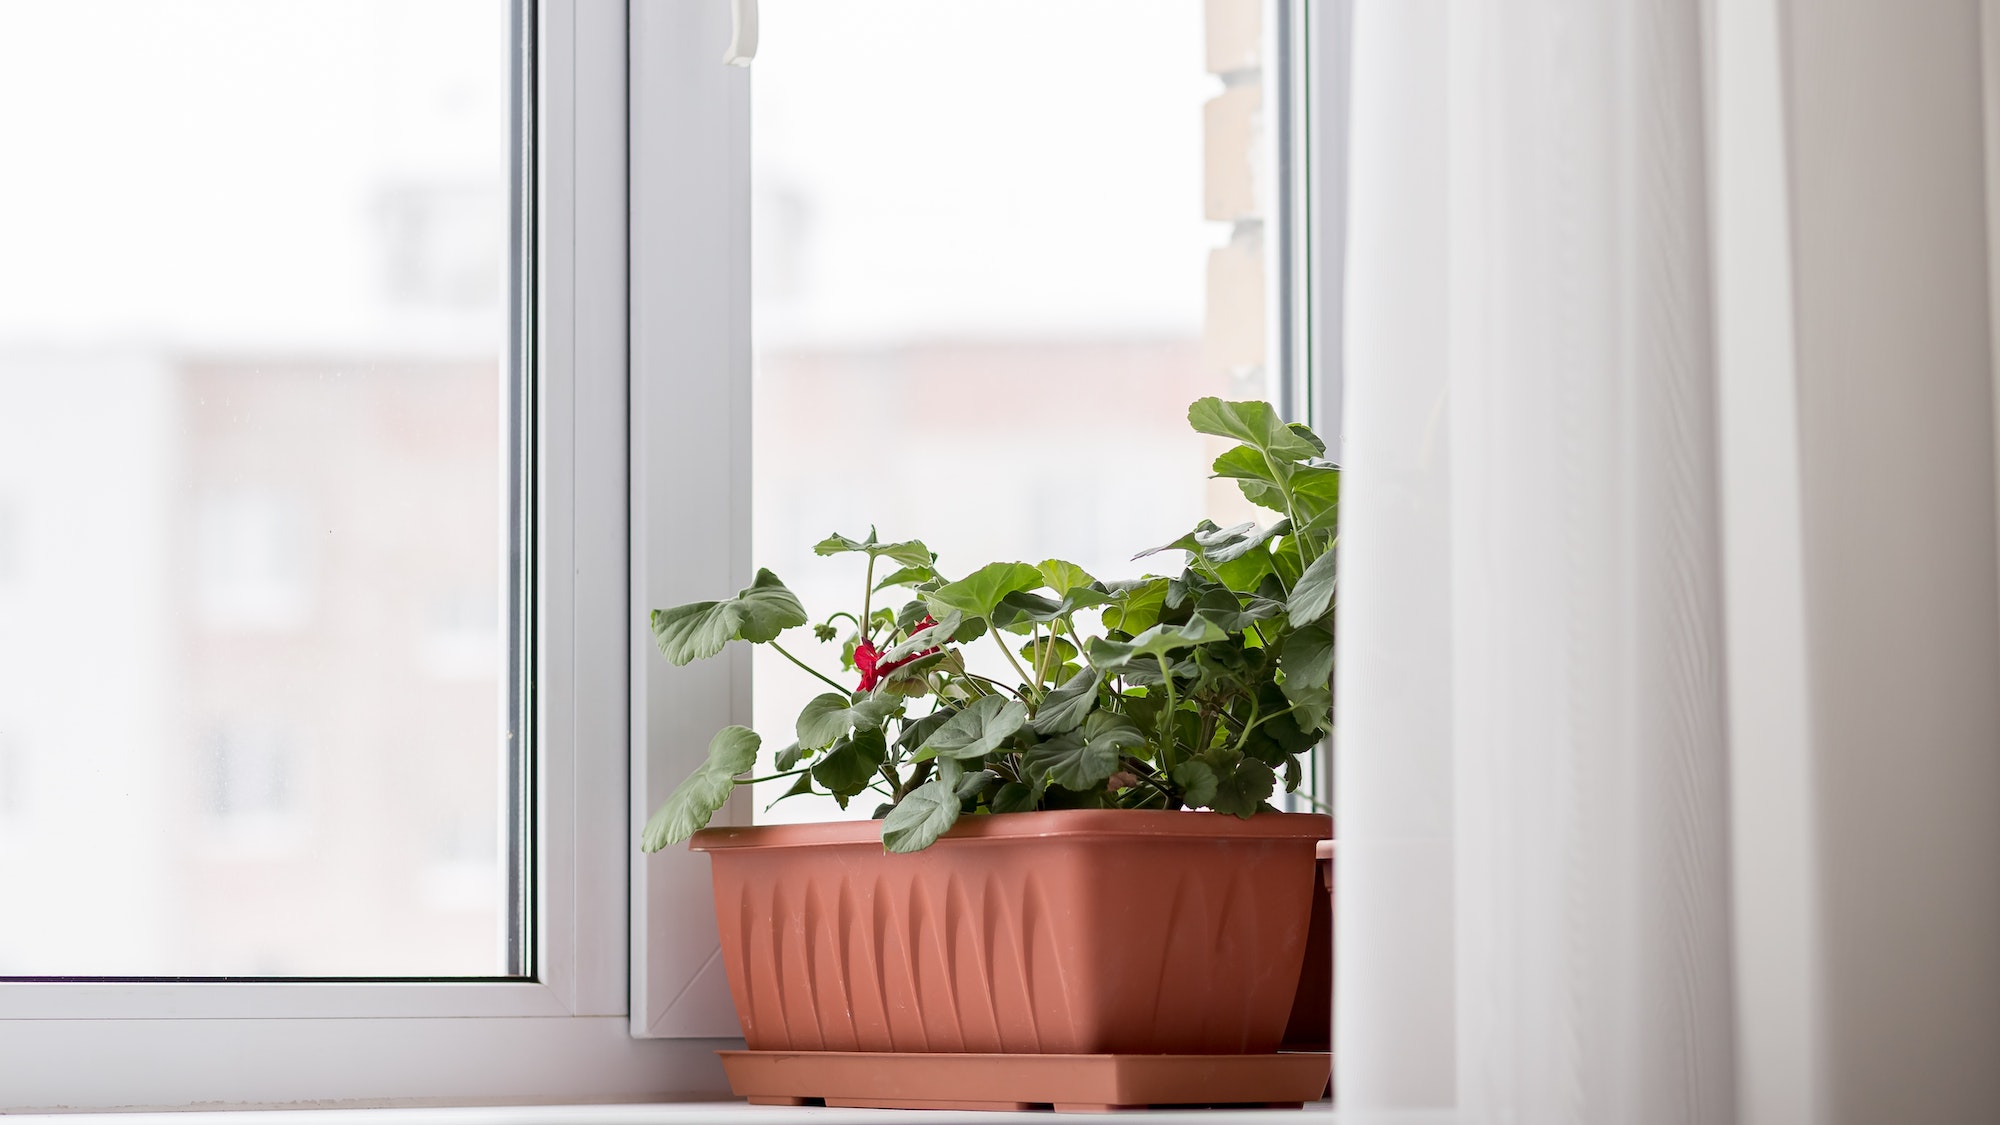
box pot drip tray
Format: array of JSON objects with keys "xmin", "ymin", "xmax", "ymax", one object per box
[{"xmin": 718, "ymin": 1049, "xmax": 1333, "ymax": 1113}]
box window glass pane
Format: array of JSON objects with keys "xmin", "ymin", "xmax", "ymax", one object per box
[
  {"xmin": 0, "ymin": 1, "xmax": 519, "ymax": 976},
  {"xmin": 751, "ymin": 0, "xmax": 1288, "ymax": 821}
]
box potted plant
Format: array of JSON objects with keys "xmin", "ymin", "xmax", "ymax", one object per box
[{"xmin": 642, "ymin": 398, "xmax": 1336, "ymax": 1112}]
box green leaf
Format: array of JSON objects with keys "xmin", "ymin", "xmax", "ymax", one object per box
[
  {"xmin": 927, "ymin": 561, "xmax": 1044, "ymax": 622},
  {"xmin": 640, "ymin": 726, "xmax": 760, "ymax": 851},
  {"xmin": 896, "ymin": 599, "xmax": 934, "ymax": 632},
  {"xmin": 915, "ymin": 695, "xmax": 1030, "ymax": 761},
  {"xmin": 934, "ymin": 755, "xmax": 969, "ymax": 788},
  {"xmin": 1020, "ymin": 636, "xmax": 1079, "ymax": 672},
  {"xmin": 1210, "ymin": 758, "xmax": 1277, "ymax": 818},
  {"xmin": 1287, "ymin": 684, "xmax": 1333, "ymax": 736},
  {"xmin": 774, "ymin": 741, "xmax": 803, "ymax": 771},
  {"xmin": 1171, "ymin": 759, "xmax": 1220, "ymax": 806},
  {"xmin": 1212, "ymin": 547, "xmax": 1276, "ymax": 593},
  {"xmin": 955, "ymin": 768, "xmax": 1001, "ymax": 800},
  {"xmin": 1023, "ymin": 711, "xmax": 1144, "ymax": 790},
  {"xmin": 796, "ymin": 692, "xmax": 901, "ymax": 749},
  {"xmin": 1190, "ymin": 643, "xmax": 1254, "ymax": 697},
  {"xmin": 1284, "ymin": 754, "xmax": 1304, "ymax": 793},
  {"xmin": 812, "ymin": 726, "xmax": 888, "ymax": 796},
  {"xmin": 991, "ymin": 590, "xmax": 1063, "ymax": 633},
  {"xmin": 813, "ymin": 528, "xmax": 933, "ymax": 569},
  {"xmin": 1085, "ymin": 617, "xmax": 1230, "ymax": 670},
  {"xmin": 1181, "ymin": 584, "xmax": 1285, "ymax": 634},
  {"xmin": 649, "ymin": 569, "xmax": 809, "ymax": 666},
  {"xmin": 1188, "ymin": 397, "xmax": 1323, "ymax": 463},
  {"xmin": 1280, "ymin": 622, "xmax": 1334, "ymax": 717},
  {"xmin": 1194, "ymin": 402, "xmax": 1336, "ymax": 524},
  {"xmin": 1030, "ymin": 667, "xmax": 1102, "ymax": 735},
  {"xmin": 1289, "ymin": 464, "xmax": 1342, "ymax": 531},
  {"xmin": 893, "ymin": 708, "xmax": 954, "ymax": 757},
  {"xmin": 881, "ymin": 778, "xmax": 962, "ymax": 852},
  {"xmin": 875, "ymin": 564, "xmax": 938, "ymax": 591},
  {"xmin": 1272, "ymin": 535, "xmax": 1306, "ymax": 588},
  {"xmin": 1245, "ymin": 682, "xmax": 1325, "ymax": 761},
  {"xmin": 883, "ymin": 609, "xmax": 963, "ymax": 660},
  {"xmin": 1211, "ymin": 445, "xmax": 1291, "ymax": 514},
  {"xmin": 1290, "ymin": 548, "xmax": 1339, "ymax": 623},
  {"xmin": 1136, "ymin": 519, "xmax": 1288, "ymax": 566},
  {"xmin": 1038, "ymin": 559, "xmax": 1097, "ymax": 597},
  {"xmin": 995, "ymin": 587, "xmax": 1111, "ymax": 634},
  {"xmin": 1101, "ymin": 577, "xmax": 1170, "ymax": 633},
  {"xmin": 990, "ymin": 781, "xmax": 1040, "ymax": 814},
  {"xmin": 764, "ymin": 769, "xmax": 817, "ymax": 813}
]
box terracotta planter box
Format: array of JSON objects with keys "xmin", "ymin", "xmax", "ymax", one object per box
[{"xmin": 689, "ymin": 809, "xmax": 1331, "ymax": 1060}]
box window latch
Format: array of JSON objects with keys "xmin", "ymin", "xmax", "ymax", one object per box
[{"xmin": 723, "ymin": 0, "xmax": 757, "ymax": 66}]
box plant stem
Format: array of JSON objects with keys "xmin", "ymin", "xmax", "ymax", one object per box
[
  {"xmin": 861, "ymin": 554, "xmax": 877, "ymax": 639},
  {"xmin": 1155, "ymin": 654, "xmax": 1179, "ymax": 773},
  {"xmin": 1230, "ymin": 697, "xmax": 1263, "ymax": 754},
  {"xmin": 1121, "ymin": 754, "xmax": 1178, "ymax": 803},
  {"xmin": 1261, "ymin": 448, "xmax": 1311, "ymax": 567},
  {"xmin": 1227, "ymin": 706, "xmax": 1293, "ymax": 748},
  {"xmin": 1060, "ymin": 616, "xmax": 1089, "ymax": 664},
  {"xmin": 769, "ymin": 641, "xmax": 852, "ymax": 695},
  {"xmin": 740, "ymin": 766, "xmax": 811, "ymax": 785},
  {"xmin": 961, "ymin": 672, "xmax": 1024, "ymax": 699},
  {"xmin": 993, "ymin": 630, "xmax": 1041, "ymax": 700}
]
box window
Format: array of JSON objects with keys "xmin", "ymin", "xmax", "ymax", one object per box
[
  {"xmin": 744, "ymin": 0, "xmax": 1320, "ymax": 823},
  {"xmin": 629, "ymin": 0, "xmax": 1338, "ymax": 1040},
  {"xmin": 0, "ymin": 0, "xmax": 705, "ymax": 1109},
  {"xmin": 3, "ymin": 0, "xmax": 1342, "ymax": 1106},
  {"xmin": 0, "ymin": 0, "xmax": 518, "ymax": 981}
]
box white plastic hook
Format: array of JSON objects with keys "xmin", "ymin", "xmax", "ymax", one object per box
[{"xmin": 723, "ymin": 0, "xmax": 757, "ymax": 66}]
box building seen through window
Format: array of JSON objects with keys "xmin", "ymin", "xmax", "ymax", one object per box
[{"xmin": 0, "ymin": 0, "xmax": 514, "ymax": 978}]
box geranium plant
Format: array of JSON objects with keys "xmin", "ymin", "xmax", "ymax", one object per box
[{"xmin": 640, "ymin": 397, "xmax": 1338, "ymax": 854}]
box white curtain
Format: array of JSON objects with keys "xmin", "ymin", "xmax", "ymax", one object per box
[
  {"xmin": 1339, "ymin": 0, "xmax": 2000, "ymax": 1120},
  {"xmin": 1339, "ymin": 0, "xmax": 1735, "ymax": 1120}
]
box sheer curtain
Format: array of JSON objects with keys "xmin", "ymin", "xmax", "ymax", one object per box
[
  {"xmin": 1340, "ymin": 0, "xmax": 1733, "ymax": 1119},
  {"xmin": 1338, "ymin": 0, "xmax": 2000, "ymax": 1121}
]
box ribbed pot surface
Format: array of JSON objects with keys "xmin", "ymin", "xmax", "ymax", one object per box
[{"xmin": 690, "ymin": 810, "xmax": 1331, "ymax": 1055}]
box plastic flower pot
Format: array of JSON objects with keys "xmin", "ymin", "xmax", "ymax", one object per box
[{"xmin": 689, "ymin": 809, "xmax": 1332, "ymax": 1056}]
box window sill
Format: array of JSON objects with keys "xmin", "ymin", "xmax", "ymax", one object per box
[{"xmin": 6, "ymin": 1100, "xmax": 1347, "ymax": 1123}]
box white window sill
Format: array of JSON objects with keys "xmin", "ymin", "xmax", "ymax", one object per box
[{"xmin": 5, "ymin": 1100, "xmax": 1353, "ymax": 1124}]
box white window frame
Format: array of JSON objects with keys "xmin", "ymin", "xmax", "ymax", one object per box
[
  {"xmin": 626, "ymin": 0, "xmax": 754, "ymax": 1040},
  {"xmin": 0, "ymin": 1, "xmax": 734, "ymax": 1109}
]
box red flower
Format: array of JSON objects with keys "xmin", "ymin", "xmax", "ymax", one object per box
[
  {"xmin": 856, "ymin": 617, "xmax": 941, "ymax": 691},
  {"xmin": 854, "ymin": 639, "xmax": 885, "ymax": 690}
]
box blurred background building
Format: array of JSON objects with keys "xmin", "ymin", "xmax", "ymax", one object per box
[
  {"xmin": 0, "ymin": 0, "xmax": 511, "ymax": 976},
  {"xmin": 0, "ymin": 0, "xmax": 1306, "ymax": 974}
]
